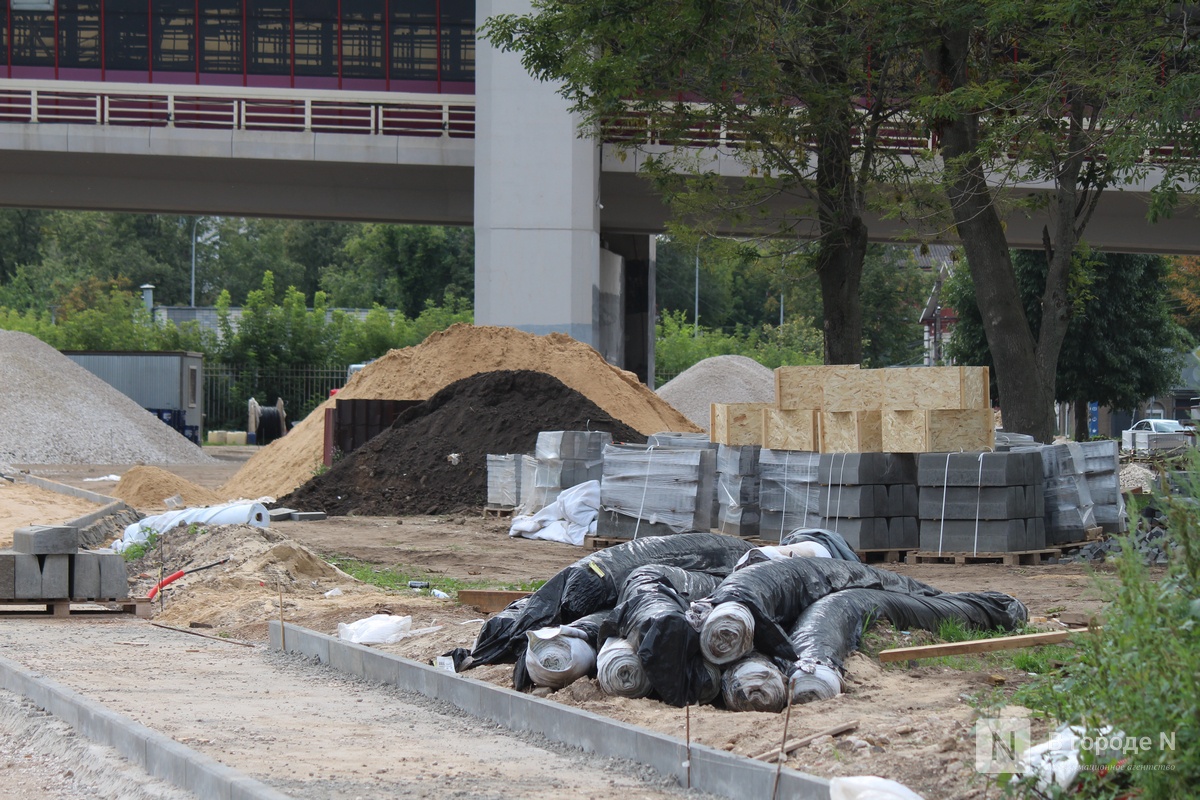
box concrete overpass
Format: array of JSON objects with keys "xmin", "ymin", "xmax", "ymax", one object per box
[{"xmin": 0, "ymin": 0, "xmax": 1197, "ymax": 380}]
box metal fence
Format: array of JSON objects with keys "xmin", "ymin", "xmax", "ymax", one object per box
[{"xmin": 204, "ymin": 365, "xmax": 349, "ymax": 432}]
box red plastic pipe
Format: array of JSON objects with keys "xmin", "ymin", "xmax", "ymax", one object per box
[{"xmin": 148, "ymin": 570, "xmax": 186, "ymax": 601}]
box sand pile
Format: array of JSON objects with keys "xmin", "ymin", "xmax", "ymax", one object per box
[
  {"xmin": 221, "ymin": 325, "xmax": 697, "ymax": 500},
  {"xmin": 0, "ymin": 331, "xmax": 211, "ymax": 465},
  {"xmin": 656, "ymin": 355, "xmax": 777, "ymax": 430},
  {"xmin": 281, "ymin": 370, "xmax": 645, "ymax": 515},
  {"xmin": 112, "ymin": 466, "xmax": 225, "ymax": 511}
]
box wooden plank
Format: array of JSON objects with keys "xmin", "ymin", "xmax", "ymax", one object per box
[
  {"xmin": 762, "ymin": 408, "xmax": 820, "ymax": 451},
  {"xmin": 927, "ymin": 408, "xmax": 995, "ymax": 452},
  {"xmin": 710, "ymin": 402, "xmax": 770, "ymax": 445},
  {"xmin": 878, "ymin": 628, "xmax": 1089, "ymax": 663},
  {"xmin": 775, "ymin": 365, "xmax": 859, "ymax": 411},
  {"xmin": 821, "ymin": 410, "xmax": 882, "ymax": 453},
  {"xmin": 881, "ymin": 409, "xmax": 927, "ymax": 452},
  {"xmin": 751, "ymin": 720, "xmax": 860, "ymax": 761},
  {"xmin": 456, "ymin": 589, "xmax": 531, "ymax": 613},
  {"xmin": 906, "ymin": 549, "xmax": 1060, "ymax": 566}
]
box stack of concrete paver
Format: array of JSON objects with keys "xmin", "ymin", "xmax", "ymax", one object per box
[
  {"xmin": 486, "ymin": 454, "xmax": 525, "ymax": 508},
  {"xmin": 1032, "ymin": 443, "xmax": 1098, "ymax": 545},
  {"xmin": 819, "ymin": 452, "xmax": 918, "ymax": 550},
  {"xmin": 0, "ymin": 524, "xmax": 127, "ymax": 601},
  {"xmin": 714, "ymin": 444, "xmax": 761, "ymax": 538},
  {"xmin": 1076, "ymin": 440, "xmax": 1125, "ymax": 534},
  {"xmin": 647, "ymin": 432, "xmax": 720, "ymax": 525},
  {"xmin": 515, "ymin": 430, "xmax": 612, "ymax": 511},
  {"xmin": 918, "ymin": 451, "xmax": 1046, "ymax": 553},
  {"xmin": 757, "ymin": 449, "xmax": 822, "ymax": 542},
  {"xmin": 597, "ymin": 443, "xmax": 715, "ymax": 539}
]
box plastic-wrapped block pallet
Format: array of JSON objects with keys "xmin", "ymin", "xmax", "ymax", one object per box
[
  {"xmin": 486, "ymin": 454, "xmax": 523, "ymax": 507},
  {"xmin": 1034, "ymin": 443, "xmax": 1098, "ymax": 544},
  {"xmin": 649, "ymin": 432, "xmax": 721, "ymax": 525},
  {"xmin": 758, "ymin": 449, "xmax": 821, "ymax": 528},
  {"xmin": 819, "ymin": 453, "xmax": 919, "ymax": 551},
  {"xmin": 598, "ymin": 443, "xmax": 715, "ymax": 537},
  {"xmin": 715, "ymin": 444, "xmax": 761, "ymax": 538},
  {"xmin": 819, "ymin": 452, "xmax": 918, "ymax": 486},
  {"xmin": 1076, "ymin": 439, "xmax": 1126, "ymax": 533},
  {"xmin": 917, "ymin": 451, "xmax": 1046, "ymax": 553}
]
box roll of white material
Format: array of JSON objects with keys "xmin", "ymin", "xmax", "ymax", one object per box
[
  {"xmin": 830, "ymin": 776, "xmax": 926, "ymax": 800},
  {"xmin": 789, "ymin": 662, "xmax": 843, "ymax": 704},
  {"xmin": 699, "ymin": 601, "xmax": 756, "ymax": 664},
  {"xmin": 596, "ymin": 637, "xmax": 652, "ymax": 698},
  {"xmin": 721, "ymin": 653, "xmax": 787, "ymax": 713},
  {"xmin": 524, "ymin": 627, "xmax": 596, "ymax": 689},
  {"xmin": 113, "ymin": 502, "xmax": 269, "ymax": 552}
]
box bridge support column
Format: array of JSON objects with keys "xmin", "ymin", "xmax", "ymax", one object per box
[{"xmin": 474, "ymin": 0, "xmax": 608, "ymax": 355}]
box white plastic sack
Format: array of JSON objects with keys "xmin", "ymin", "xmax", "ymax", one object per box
[
  {"xmin": 830, "ymin": 776, "xmax": 926, "ymax": 800},
  {"xmin": 509, "ymin": 480, "xmax": 600, "ymax": 546},
  {"xmin": 336, "ymin": 614, "xmax": 444, "ymax": 644},
  {"xmin": 112, "ymin": 502, "xmax": 269, "ymax": 553}
]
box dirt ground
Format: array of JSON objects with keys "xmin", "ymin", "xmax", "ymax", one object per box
[{"xmin": 6, "ymin": 449, "xmax": 1114, "ymax": 800}]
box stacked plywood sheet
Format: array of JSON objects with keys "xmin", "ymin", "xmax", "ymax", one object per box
[{"xmin": 711, "ymin": 364, "xmax": 993, "ymax": 454}]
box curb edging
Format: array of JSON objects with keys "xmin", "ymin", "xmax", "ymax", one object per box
[
  {"xmin": 271, "ymin": 621, "xmax": 831, "ymax": 800},
  {"xmin": 0, "ymin": 653, "xmax": 294, "ymax": 800}
]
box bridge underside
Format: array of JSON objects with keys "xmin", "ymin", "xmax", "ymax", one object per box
[{"xmin": 1, "ymin": 145, "xmax": 1194, "ymax": 256}]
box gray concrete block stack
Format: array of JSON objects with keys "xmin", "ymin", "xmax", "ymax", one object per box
[
  {"xmin": 1034, "ymin": 442, "xmax": 1098, "ymax": 545},
  {"xmin": 647, "ymin": 432, "xmax": 721, "ymax": 525},
  {"xmin": 714, "ymin": 444, "xmax": 761, "ymax": 538},
  {"xmin": 819, "ymin": 452, "xmax": 919, "ymax": 550},
  {"xmin": 485, "ymin": 453, "xmax": 524, "ymax": 508},
  {"xmin": 597, "ymin": 443, "xmax": 715, "ymax": 538},
  {"xmin": 918, "ymin": 451, "xmax": 1046, "ymax": 553},
  {"xmin": 518, "ymin": 430, "xmax": 613, "ymax": 511},
  {"xmin": 0, "ymin": 524, "xmax": 128, "ymax": 602},
  {"xmin": 757, "ymin": 449, "xmax": 821, "ymax": 542},
  {"xmin": 1075, "ymin": 440, "xmax": 1125, "ymax": 534}
]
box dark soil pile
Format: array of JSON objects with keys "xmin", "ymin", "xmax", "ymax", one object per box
[{"xmin": 280, "ymin": 370, "xmax": 646, "ymax": 515}]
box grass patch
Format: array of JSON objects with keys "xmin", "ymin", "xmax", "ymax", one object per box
[
  {"xmin": 325, "ymin": 555, "xmax": 546, "ymax": 594},
  {"xmin": 120, "ymin": 532, "xmax": 160, "ymax": 562}
]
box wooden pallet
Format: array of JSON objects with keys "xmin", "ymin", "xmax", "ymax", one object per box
[
  {"xmin": 0, "ymin": 597, "xmax": 151, "ymax": 618},
  {"xmin": 482, "ymin": 504, "xmax": 515, "ymax": 519},
  {"xmin": 586, "ymin": 536, "xmax": 632, "ymax": 550},
  {"xmin": 855, "ymin": 549, "xmax": 911, "ymax": 564},
  {"xmin": 905, "ymin": 549, "xmax": 1061, "ymax": 566}
]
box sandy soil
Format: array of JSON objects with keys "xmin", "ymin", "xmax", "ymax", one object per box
[
  {"xmin": 0, "ymin": 479, "xmax": 107, "ymax": 548},
  {"xmin": 0, "ymin": 619, "xmax": 710, "ymax": 800}
]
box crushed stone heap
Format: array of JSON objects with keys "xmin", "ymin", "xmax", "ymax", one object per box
[
  {"xmin": 281, "ymin": 370, "xmax": 646, "ymax": 515},
  {"xmin": 223, "ymin": 325, "xmax": 697, "ymax": 500},
  {"xmin": 0, "ymin": 331, "xmax": 211, "ymax": 465},
  {"xmin": 656, "ymin": 355, "xmax": 776, "ymax": 431}
]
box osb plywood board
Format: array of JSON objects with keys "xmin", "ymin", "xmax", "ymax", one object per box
[
  {"xmin": 762, "ymin": 408, "xmax": 820, "ymax": 451},
  {"xmin": 822, "ymin": 369, "xmax": 884, "ymax": 412},
  {"xmin": 775, "ymin": 365, "xmax": 860, "ymax": 411},
  {"xmin": 881, "ymin": 409, "xmax": 928, "ymax": 453},
  {"xmin": 821, "ymin": 410, "xmax": 883, "ymax": 453},
  {"xmin": 927, "ymin": 409, "xmax": 995, "ymax": 452},
  {"xmin": 710, "ymin": 402, "xmax": 770, "ymax": 445},
  {"xmin": 879, "ymin": 366, "xmax": 991, "ymax": 410}
]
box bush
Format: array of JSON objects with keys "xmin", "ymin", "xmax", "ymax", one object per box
[{"xmin": 1007, "ymin": 472, "xmax": 1200, "ymax": 798}]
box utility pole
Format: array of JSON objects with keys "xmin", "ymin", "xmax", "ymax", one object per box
[
  {"xmin": 190, "ymin": 216, "xmax": 201, "ymax": 308},
  {"xmin": 694, "ymin": 239, "xmax": 701, "ymax": 338}
]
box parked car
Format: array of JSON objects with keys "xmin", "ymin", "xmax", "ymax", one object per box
[{"xmin": 1121, "ymin": 418, "xmax": 1197, "ymax": 452}]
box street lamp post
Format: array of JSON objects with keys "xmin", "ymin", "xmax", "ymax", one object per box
[
  {"xmin": 694, "ymin": 239, "xmax": 701, "ymax": 338},
  {"xmin": 190, "ymin": 216, "xmax": 200, "ymax": 308}
]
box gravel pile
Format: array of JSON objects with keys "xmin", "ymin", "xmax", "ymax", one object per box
[
  {"xmin": 0, "ymin": 331, "xmax": 211, "ymax": 464},
  {"xmin": 656, "ymin": 354, "xmax": 776, "ymax": 430}
]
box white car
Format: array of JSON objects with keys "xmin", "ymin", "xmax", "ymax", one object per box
[{"xmin": 1122, "ymin": 419, "xmax": 1197, "ymax": 452}]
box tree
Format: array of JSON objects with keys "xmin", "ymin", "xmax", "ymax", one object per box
[
  {"xmin": 483, "ymin": 0, "xmax": 921, "ymax": 365},
  {"xmin": 908, "ymin": 0, "xmax": 1200, "ymax": 441},
  {"xmin": 945, "ymin": 251, "xmax": 1190, "ymax": 440}
]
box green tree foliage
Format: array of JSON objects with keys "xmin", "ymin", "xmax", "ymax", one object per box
[
  {"xmin": 945, "ymin": 251, "xmax": 1189, "ymax": 439},
  {"xmin": 654, "ymin": 310, "xmax": 821, "ymax": 385}
]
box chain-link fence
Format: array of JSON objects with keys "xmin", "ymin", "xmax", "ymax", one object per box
[{"xmin": 204, "ymin": 365, "xmax": 349, "ymax": 431}]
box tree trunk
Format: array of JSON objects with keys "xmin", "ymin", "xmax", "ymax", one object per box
[
  {"xmin": 926, "ymin": 31, "xmax": 1056, "ymax": 442},
  {"xmin": 816, "ymin": 219, "xmax": 868, "ymax": 364},
  {"xmin": 1074, "ymin": 398, "xmax": 1090, "ymax": 442}
]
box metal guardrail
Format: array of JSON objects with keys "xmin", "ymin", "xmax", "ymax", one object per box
[{"xmin": 0, "ymin": 79, "xmax": 475, "ymax": 138}]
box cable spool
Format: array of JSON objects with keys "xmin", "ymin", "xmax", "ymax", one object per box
[{"xmin": 257, "ymin": 406, "xmax": 285, "ymax": 445}]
